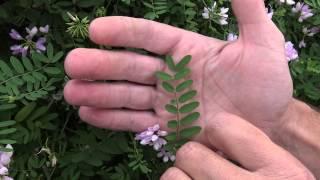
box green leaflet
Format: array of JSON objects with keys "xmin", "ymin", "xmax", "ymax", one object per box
[
  {"xmin": 167, "ymin": 120, "xmax": 178, "ymax": 129},
  {"xmin": 0, "ymin": 139, "xmax": 16, "ymax": 144},
  {"xmin": 175, "ymin": 55, "xmax": 192, "ymax": 71},
  {"xmin": 47, "ymin": 43, "xmax": 54, "ymax": 59},
  {"xmin": 22, "ymin": 74, "xmax": 36, "ymax": 83},
  {"xmin": 44, "ymin": 67, "xmax": 62, "ymax": 75},
  {"xmin": 0, "ymin": 147, "xmax": 13, "ymax": 153},
  {"xmin": 174, "ymin": 68, "xmax": 191, "ymax": 80},
  {"xmin": 179, "ymin": 90, "xmax": 197, "ymax": 103},
  {"xmin": 176, "ymin": 80, "xmax": 193, "ymax": 92},
  {"xmin": 180, "ymin": 126, "xmax": 201, "ymax": 139},
  {"xmin": 10, "ymin": 56, "xmax": 25, "ymax": 73},
  {"xmin": 163, "ymin": 141, "xmax": 177, "ymax": 152},
  {"xmin": 0, "ymin": 104, "xmax": 16, "ymax": 111},
  {"xmin": 0, "ymin": 60, "xmax": 13, "ymax": 76},
  {"xmin": 22, "ymin": 57, "xmax": 34, "ymax": 71},
  {"xmin": 32, "ymin": 52, "xmax": 50, "ymax": 63},
  {"xmin": 156, "ymin": 71, "xmax": 172, "ymax": 81},
  {"xmin": 165, "ymin": 55, "xmax": 176, "ymax": 71},
  {"xmin": 179, "ymin": 101, "xmax": 199, "ymax": 113},
  {"xmin": 170, "ymin": 99, "xmax": 177, "ymax": 105},
  {"xmin": 166, "ymin": 132, "xmax": 177, "ymax": 141},
  {"xmin": 52, "ymin": 51, "xmax": 64, "ymax": 63},
  {"xmin": 0, "ymin": 120, "xmax": 16, "ymax": 128},
  {"xmin": 15, "ymin": 102, "xmax": 37, "ymax": 122},
  {"xmin": 162, "ymin": 82, "xmax": 174, "ymax": 93},
  {"xmin": 26, "ymin": 106, "xmax": 49, "ymax": 122},
  {"xmin": 165, "ymin": 104, "xmax": 178, "ymax": 114},
  {"xmin": 0, "ymin": 128, "xmax": 16, "ymax": 135},
  {"xmin": 180, "ymin": 112, "xmax": 200, "ymax": 126}
]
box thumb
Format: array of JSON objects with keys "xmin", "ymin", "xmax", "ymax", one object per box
[
  {"xmin": 232, "ymin": 0, "xmax": 284, "ymax": 46},
  {"xmin": 232, "ymin": 0, "xmax": 268, "ymax": 24}
]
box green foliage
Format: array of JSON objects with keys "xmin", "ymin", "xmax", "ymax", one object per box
[
  {"xmin": 127, "ymin": 134, "xmax": 151, "ymax": 174},
  {"xmin": 0, "ymin": 120, "xmax": 16, "ymax": 151},
  {"xmin": 305, "ymin": 0, "xmax": 320, "ymax": 9},
  {"xmin": 180, "ymin": 126, "xmax": 201, "ymax": 139},
  {"xmin": 0, "ymin": 46, "xmax": 64, "ymax": 103},
  {"xmin": 156, "ymin": 55, "xmax": 201, "ymax": 153},
  {"xmin": 66, "ymin": 12, "xmax": 90, "ymax": 39},
  {"xmin": 143, "ymin": 0, "xmax": 169, "ymax": 20},
  {"xmin": 0, "ymin": 0, "xmax": 319, "ymax": 179},
  {"xmin": 156, "ymin": 71, "xmax": 172, "ymax": 81}
]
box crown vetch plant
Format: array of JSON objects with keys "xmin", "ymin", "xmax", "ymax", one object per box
[
  {"xmin": 135, "ymin": 55, "xmax": 202, "ymax": 162},
  {"xmin": 156, "ymin": 55, "xmax": 201, "ymax": 152},
  {"xmin": 0, "ymin": 0, "xmax": 319, "ymax": 179}
]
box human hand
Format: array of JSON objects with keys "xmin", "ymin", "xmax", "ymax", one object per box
[
  {"xmin": 160, "ymin": 113, "xmax": 315, "ymax": 180},
  {"xmin": 64, "ymin": 0, "xmax": 292, "ymax": 139}
]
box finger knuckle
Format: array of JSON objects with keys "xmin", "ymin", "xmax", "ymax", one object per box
[
  {"xmin": 78, "ymin": 107, "xmax": 92, "ymax": 122},
  {"xmin": 279, "ymin": 167, "xmax": 316, "ymax": 180},
  {"xmin": 65, "ymin": 48, "xmax": 84, "ymax": 76},
  {"xmin": 160, "ymin": 167, "xmax": 182, "ymax": 180},
  {"xmin": 66, "ymin": 48, "xmax": 83, "ymax": 59},
  {"xmin": 63, "ymin": 80, "xmax": 77, "ymax": 104},
  {"xmin": 176, "ymin": 142, "xmax": 201, "ymax": 161},
  {"xmin": 294, "ymin": 169, "xmax": 316, "ymax": 180}
]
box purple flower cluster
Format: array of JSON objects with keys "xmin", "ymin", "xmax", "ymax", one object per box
[
  {"xmin": 226, "ymin": 35, "xmax": 298, "ymax": 62},
  {"xmin": 0, "ymin": 144, "xmax": 13, "ymax": 180},
  {"xmin": 285, "ymin": 41, "xmax": 299, "ymax": 62},
  {"xmin": 299, "ymin": 27, "xmax": 320, "ymax": 48},
  {"xmin": 202, "ymin": 2, "xmax": 229, "ymax": 25},
  {"xmin": 135, "ymin": 124, "xmax": 168, "ymax": 151},
  {"xmin": 266, "ymin": 7, "xmax": 274, "ymax": 19},
  {"xmin": 227, "ymin": 33, "xmax": 238, "ymax": 42},
  {"xmin": 157, "ymin": 149, "xmax": 175, "ymax": 162},
  {"xmin": 278, "ymin": 0, "xmax": 296, "ymax": 5},
  {"xmin": 135, "ymin": 124, "xmax": 175, "ymax": 162},
  {"xmin": 303, "ymin": 27, "xmax": 320, "ymax": 37},
  {"xmin": 292, "ymin": 3, "xmax": 314, "ymax": 22},
  {"xmin": 9, "ymin": 25, "xmax": 49, "ymax": 57}
]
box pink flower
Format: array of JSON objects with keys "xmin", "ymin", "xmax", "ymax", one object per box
[
  {"xmin": 0, "ymin": 166, "xmax": 8, "ymax": 175},
  {"xmin": 9, "ymin": 29, "xmax": 23, "ymax": 40},
  {"xmin": 285, "ymin": 41, "xmax": 299, "ymax": 61},
  {"xmin": 9, "ymin": 25, "xmax": 49, "ymax": 57},
  {"xmin": 157, "ymin": 149, "xmax": 175, "ymax": 162},
  {"xmin": 292, "ymin": 3, "xmax": 313, "ymax": 22},
  {"xmin": 299, "ymin": 39, "xmax": 306, "ymax": 48},
  {"xmin": 0, "ymin": 145, "xmax": 13, "ymax": 167},
  {"xmin": 265, "ymin": 7, "xmax": 274, "ymax": 19},
  {"xmin": 135, "ymin": 124, "xmax": 168, "ymax": 151},
  {"xmin": 2, "ymin": 176, "xmax": 13, "ymax": 180},
  {"xmin": 227, "ymin": 33, "xmax": 238, "ymax": 42},
  {"xmin": 39, "ymin": 25, "xmax": 49, "ymax": 33},
  {"xmin": 278, "ymin": 0, "xmax": 296, "ymax": 5},
  {"xmin": 303, "ymin": 27, "xmax": 320, "ymax": 37}
]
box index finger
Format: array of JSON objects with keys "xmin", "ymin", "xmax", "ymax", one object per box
[
  {"xmin": 205, "ymin": 113, "xmax": 311, "ymax": 173},
  {"xmin": 89, "ymin": 16, "xmax": 193, "ymax": 54}
]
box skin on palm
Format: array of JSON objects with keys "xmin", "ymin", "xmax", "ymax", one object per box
[{"xmin": 63, "ymin": 0, "xmax": 293, "ymax": 143}]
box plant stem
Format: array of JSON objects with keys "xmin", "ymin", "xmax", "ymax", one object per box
[{"xmin": 174, "ymin": 91, "xmax": 181, "ymax": 140}]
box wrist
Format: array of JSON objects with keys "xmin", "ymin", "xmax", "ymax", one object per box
[
  {"xmin": 274, "ymin": 99, "xmax": 318, "ymax": 148},
  {"xmin": 273, "ymin": 99, "xmax": 310, "ymax": 143},
  {"xmin": 272, "ymin": 98, "xmax": 320, "ymax": 177}
]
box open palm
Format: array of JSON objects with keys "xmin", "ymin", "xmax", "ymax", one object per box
[{"xmin": 64, "ymin": 0, "xmax": 293, "ymax": 141}]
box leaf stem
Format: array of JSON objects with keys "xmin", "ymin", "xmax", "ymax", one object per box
[
  {"xmin": 174, "ymin": 90, "xmax": 181, "ymax": 140},
  {"xmin": 0, "ymin": 64, "xmax": 49, "ymax": 86}
]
